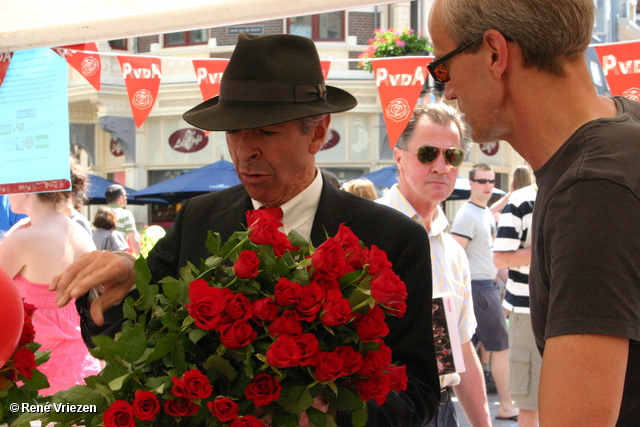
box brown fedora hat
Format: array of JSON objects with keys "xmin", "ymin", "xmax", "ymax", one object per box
[{"xmin": 183, "ymin": 33, "xmax": 357, "ymax": 131}]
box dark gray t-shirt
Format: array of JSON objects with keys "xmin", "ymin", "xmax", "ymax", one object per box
[{"xmin": 531, "ymin": 96, "xmax": 640, "ymax": 423}]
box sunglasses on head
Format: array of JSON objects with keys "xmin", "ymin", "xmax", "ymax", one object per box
[
  {"xmin": 427, "ymin": 40, "xmax": 475, "ymax": 83},
  {"xmin": 470, "ymin": 178, "xmax": 495, "ymax": 184},
  {"xmin": 412, "ymin": 145, "xmax": 465, "ymax": 167}
]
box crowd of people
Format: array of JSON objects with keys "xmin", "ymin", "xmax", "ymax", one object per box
[{"xmin": 1, "ymin": 0, "xmax": 639, "ymax": 425}]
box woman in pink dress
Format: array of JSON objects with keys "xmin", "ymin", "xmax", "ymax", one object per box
[{"xmin": 0, "ymin": 178, "xmax": 101, "ymax": 394}]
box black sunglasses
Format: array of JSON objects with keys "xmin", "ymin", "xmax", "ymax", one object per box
[
  {"xmin": 427, "ymin": 40, "xmax": 475, "ymax": 83},
  {"xmin": 470, "ymin": 178, "xmax": 495, "ymax": 184},
  {"xmin": 412, "ymin": 145, "xmax": 465, "ymax": 167}
]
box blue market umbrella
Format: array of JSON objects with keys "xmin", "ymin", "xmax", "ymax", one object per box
[
  {"xmin": 86, "ymin": 174, "xmax": 168, "ymax": 205},
  {"xmin": 358, "ymin": 165, "xmax": 506, "ymax": 200},
  {"xmin": 131, "ymin": 160, "xmax": 241, "ymax": 203}
]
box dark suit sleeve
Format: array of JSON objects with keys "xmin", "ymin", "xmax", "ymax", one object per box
[{"xmin": 337, "ymin": 219, "xmax": 440, "ymax": 427}]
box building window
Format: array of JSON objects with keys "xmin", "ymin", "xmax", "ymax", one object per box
[
  {"xmin": 164, "ymin": 29, "xmax": 208, "ymax": 47},
  {"xmin": 109, "ymin": 39, "xmax": 128, "ymax": 50},
  {"xmin": 288, "ymin": 12, "xmax": 345, "ymax": 41}
]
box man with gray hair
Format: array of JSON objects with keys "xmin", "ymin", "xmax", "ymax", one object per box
[
  {"xmin": 378, "ymin": 103, "xmax": 492, "ymax": 427},
  {"xmin": 428, "ymin": 0, "xmax": 640, "ymax": 424}
]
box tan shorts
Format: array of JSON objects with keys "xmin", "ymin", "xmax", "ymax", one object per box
[{"xmin": 508, "ymin": 311, "xmax": 542, "ymax": 411}]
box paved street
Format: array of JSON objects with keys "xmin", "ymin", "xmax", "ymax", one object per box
[{"xmin": 453, "ymin": 392, "xmax": 519, "ymax": 427}]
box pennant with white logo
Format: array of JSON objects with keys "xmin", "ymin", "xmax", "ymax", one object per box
[
  {"xmin": 594, "ymin": 40, "xmax": 640, "ymax": 100},
  {"xmin": 373, "ymin": 56, "xmax": 432, "ymax": 149},
  {"xmin": 53, "ymin": 43, "xmax": 101, "ymax": 91},
  {"xmin": 117, "ymin": 55, "xmax": 162, "ymax": 128}
]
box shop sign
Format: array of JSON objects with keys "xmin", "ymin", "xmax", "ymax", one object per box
[{"xmin": 168, "ymin": 128, "xmax": 208, "ymax": 153}]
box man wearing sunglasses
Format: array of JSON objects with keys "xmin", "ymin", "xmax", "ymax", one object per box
[
  {"xmin": 377, "ymin": 103, "xmax": 492, "ymax": 427},
  {"xmin": 451, "ymin": 164, "xmax": 518, "ymax": 422},
  {"xmin": 429, "ymin": 0, "xmax": 640, "ymax": 425}
]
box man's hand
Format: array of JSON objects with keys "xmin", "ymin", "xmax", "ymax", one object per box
[{"xmin": 51, "ymin": 250, "xmax": 136, "ymax": 326}]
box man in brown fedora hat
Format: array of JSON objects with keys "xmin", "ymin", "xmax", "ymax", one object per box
[{"xmin": 52, "ymin": 33, "xmax": 440, "ymax": 426}]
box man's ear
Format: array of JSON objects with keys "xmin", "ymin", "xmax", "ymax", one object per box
[
  {"xmin": 483, "ymin": 29, "xmax": 510, "ymax": 80},
  {"xmin": 309, "ymin": 115, "xmax": 331, "ymax": 155},
  {"xmin": 393, "ymin": 146, "xmax": 404, "ymax": 175}
]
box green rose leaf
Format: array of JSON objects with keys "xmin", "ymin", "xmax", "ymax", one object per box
[
  {"xmin": 146, "ymin": 332, "xmax": 178, "ymax": 363},
  {"xmin": 307, "ymin": 406, "xmax": 338, "ymax": 427},
  {"xmin": 203, "ymin": 354, "xmax": 237, "ymax": 382},
  {"xmin": 278, "ymin": 384, "xmax": 314, "ymax": 414},
  {"xmin": 351, "ymin": 403, "xmax": 368, "ymax": 427},
  {"xmin": 272, "ymin": 411, "xmax": 299, "ymax": 427},
  {"xmin": 206, "ymin": 231, "xmax": 222, "ymax": 255}
]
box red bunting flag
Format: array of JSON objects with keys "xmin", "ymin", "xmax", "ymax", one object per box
[
  {"xmin": 53, "ymin": 43, "xmax": 101, "ymax": 91},
  {"xmin": 594, "ymin": 40, "xmax": 640, "ymax": 100},
  {"xmin": 0, "ymin": 52, "xmax": 13, "ymax": 88},
  {"xmin": 192, "ymin": 59, "xmax": 229, "ymax": 101},
  {"xmin": 372, "ymin": 56, "xmax": 432, "ymax": 149},
  {"xmin": 320, "ymin": 60, "xmax": 331, "ymax": 81},
  {"xmin": 117, "ymin": 55, "xmax": 162, "ymax": 128}
]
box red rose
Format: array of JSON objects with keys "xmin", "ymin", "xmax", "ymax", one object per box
[
  {"xmin": 334, "ymin": 224, "xmax": 365, "ymax": 269},
  {"xmin": 294, "ymin": 333, "xmax": 320, "ymax": 366},
  {"xmin": 294, "ymin": 282, "xmax": 326, "ymax": 322},
  {"xmin": 103, "ymin": 400, "xmax": 135, "ymax": 427},
  {"xmin": 314, "ymin": 350, "xmax": 345, "ymax": 382},
  {"xmin": 171, "ymin": 369, "xmax": 213, "ymax": 399},
  {"xmin": 320, "ymin": 289, "xmax": 353, "ymax": 326},
  {"xmin": 12, "ymin": 347, "xmax": 36, "ymax": 380},
  {"xmin": 244, "ymin": 373, "xmax": 282, "ymax": 406},
  {"xmin": 356, "ymin": 374, "xmax": 392, "ymax": 405},
  {"xmin": 219, "ymin": 321, "xmax": 257, "ymax": 349},
  {"xmin": 364, "ymin": 245, "xmax": 392, "ymax": 275},
  {"xmin": 252, "ymin": 297, "xmax": 278, "ymax": 322},
  {"xmin": 268, "ymin": 309, "xmax": 303, "ymax": 337},
  {"xmin": 207, "ymin": 396, "xmax": 239, "ymax": 422},
  {"xmin": 370, "ymin": 268, "xmax": 407, "ymax": 316},
  {"xmin": 186, "ymin": 279, "xmax": 225, "ymax": 330},
  {"xmin": 387, "ymin": 365, "xmax": 408, "ymax": 392},
  {"xmin": 246, "ymin": 209, "xmax": 293, "ymax": 257},
  {"xmin": 19, "ymin": 315, "xmax": 36, "ymax": 346},
  {"xmin": 132, "ymin": 390, "xmax": 160, "ymax": 421},
  {"xmin": 225, "ymin": 292, "xmax": 253, "ymax": 321},
  {"xmin": 164, "ymin": 397, "xmax": 200, "ymax": 417},
  {"xmin": 23, "ymin": 300, "xmax": 37, "ymax": 317},
  {"xmin": 355, "ymin": 305, "xmax": 390, "ymax": 342},
  {"xmin": 358, "ymin": 344, "xmax": 393, "ymax": 378},
  {"xmin": 311, "ymin": 237, "xmax": 351, "ymax": 278},
  {"xmin": 311, "ymin": 270, "xmax": 341, "ymax": 292},
  {"xmin": 274, "ymin": 278, "xmax": 302, "ymax": 306},
  {"xmin": 230, "ymin": 415, "xmax": 265, "ymax": 427},
  {"xmin": 334, "ymin": 346, "xmax": 363, "ymax": 375},
  {"xmin": 266, "ymin": 335, "xmax": 302, "ymax": 368},
  {"xmin": 234, "ymin": 250, "xmax": 260, "ymax": 279}
]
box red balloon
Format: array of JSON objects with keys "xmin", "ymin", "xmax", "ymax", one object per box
[{"xmin": 0, "ymin": 267, "xmax": 24, "ymax": 368}]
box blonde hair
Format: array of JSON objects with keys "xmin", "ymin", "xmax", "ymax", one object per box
[
  {"xmin": 510, "ymin": 165, "xmax": 534, "ymax": 192},
  {"xmin": 341, "ymin": 178, "xmax": 378, "ymax": 201}
]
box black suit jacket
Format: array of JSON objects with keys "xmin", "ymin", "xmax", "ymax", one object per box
[{"xmin": 147, "ymin": 178, "xmax": 440, "ymax": 426}]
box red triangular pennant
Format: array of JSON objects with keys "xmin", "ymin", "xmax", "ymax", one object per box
[
  {"xmin": 192, "ymin": 59, "xmax": 229, "ymax": 101},
  {"xmin": 372, "ymin": 56, "xmax": 433, "ymax": 149},
  {"xmin": 117, "ymin": 55, "xmax": 162, "ymax": 128},
  {"xmin": 320, "ymin": 60, "xmax": 331, "ymax": 81},
  {"xmin": 0, "ymin": 52, "xmax": 13, "ymax": 88},
  {"xmin": 593, "ymin": 40, "xmax": 640, "ymax": 99},
  {"xmin": 53, "ymin": 43, "xmax": 101, "ymax": 91}
]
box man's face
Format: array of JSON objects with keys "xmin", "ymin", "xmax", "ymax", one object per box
[
  {"xmin": 226, "ymin": 117, "xmax": 328, "ymax": 207},
  {"xmin": 469, "ymin": 169, "xmax": 495, "ymax": 205},
  {"xmin": 428, "ymin": 0, "xmax": 507, "ymax": 143},
  {"xmin": 395, "ymin": 116, "xmax": 462, "ymax": 206}
]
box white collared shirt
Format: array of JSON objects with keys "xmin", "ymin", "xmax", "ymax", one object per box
[{"xmin": 251, "ymin": 168, "xmax": 323, "ymax": 241}]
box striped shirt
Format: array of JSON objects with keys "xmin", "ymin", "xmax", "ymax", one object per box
[
  {"xmin": 108, "ymin": 203, "xmax": 137, "ymax": 239},
  {"xmin": 493, "ymin": 184, "xmax": 537, "ymax": 313},
  {"xmin": 377, "ymin": 184, "xmax": 477, "ymax": 388}
]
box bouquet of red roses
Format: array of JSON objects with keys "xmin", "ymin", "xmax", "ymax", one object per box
[
  {"xmin": 40, "ymin": 208, "xmax": 409, "ymax": 427},
  {"xmin": 0, "ymin": 300, "xmax": 51, "ymax": 426}
]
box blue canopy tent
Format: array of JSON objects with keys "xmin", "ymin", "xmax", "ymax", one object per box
[
  {"xmin": 86, "ymin": 174, "xmax": 167, "ymax": 205},
  {"xmin": 358, "ymin": 165, "xmax": 506, "ymax": 200},
  {"xmin": 131, "ymin": 160, "xmax": 241, "ymax": 204}
]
